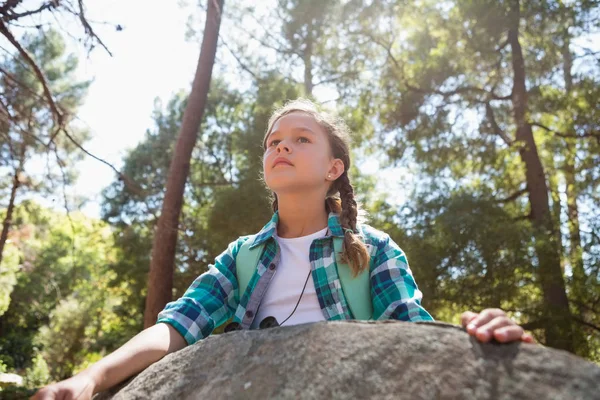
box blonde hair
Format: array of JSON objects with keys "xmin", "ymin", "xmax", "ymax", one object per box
[{"xmin": 263, "ymin": 98, "xmax": 370, "ymax": 277}]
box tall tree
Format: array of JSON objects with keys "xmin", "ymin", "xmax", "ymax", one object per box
[
  {"xmin": 143, "ymin": 0, "xmax": 225, "ymax": 328},
  {"xmin": 221, "ymin": 0, "xmax": 347, "ymax": 97},
  {"xmin": 327, "ymin": 0, "xmax": 600, "ymax": 351},
  {"xmin": 0, "ymin": 29, "xmax": 90, "ymax": 268},
  {"xmin": 505, "ymin": 0, "xmax": 572, "ymax": 351},
  {"xmin": 0, "ymin": 0, "xmax": 127, "ymax": 269}
]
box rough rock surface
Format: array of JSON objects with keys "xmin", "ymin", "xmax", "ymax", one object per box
[{"xmin": 95, "ymin": 321, "xmax": 600, "ymax": 400}]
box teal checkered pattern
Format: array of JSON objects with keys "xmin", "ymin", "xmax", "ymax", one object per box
[{"xmin": 157, "ymin": 212, "xmax": 433, "ymax": 345}]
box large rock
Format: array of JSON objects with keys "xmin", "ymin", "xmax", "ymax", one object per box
[{"xmin": 96, "ymin": 321, "xmax": 600, "ymax": 399}]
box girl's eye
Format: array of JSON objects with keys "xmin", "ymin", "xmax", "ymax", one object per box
[{"xmin": 267, "ymin": 137, "xmax": 309, "ymax": 148}]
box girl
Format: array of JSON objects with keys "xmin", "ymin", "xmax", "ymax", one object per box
[{"xmin": 33, "ymin": 99, "xmax": 533, "ymax": 400}]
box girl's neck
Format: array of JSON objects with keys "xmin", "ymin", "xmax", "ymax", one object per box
[{"xmin": 276, "ymin": 193, "xmax": 328, "ymax": 238}]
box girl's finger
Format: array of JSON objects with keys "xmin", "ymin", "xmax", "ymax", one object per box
[
  {"xmin": 474, "ymin": 315, "xmax": 514, "ymax": 342},
  {"xmin": 491, "ymin": 324, "xmax": 524, "ymax": 343},
  {"xmin": 461, "ymin": 311, "xmax": 478, "ymax": 329},
  {"xmin": 521, "ymin": 332, "xmax": 536, "ymax": 344},
  {"xmin": 466, "ymin": 308, "xmax": 506, "ymax": 335}
]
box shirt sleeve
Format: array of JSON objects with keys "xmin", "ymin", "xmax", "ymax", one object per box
[
  {"xmin": 156, "ymin": 237, "xmax": 247, "ymax": 345},
  {"xmin": 370, "ymin": 234, "xmax": 434, "ymax": 322}
]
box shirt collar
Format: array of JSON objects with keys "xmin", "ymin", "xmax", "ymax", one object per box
[{"xmin": 249, "ymin": 211, "xmax": 345, "ymax": 249}]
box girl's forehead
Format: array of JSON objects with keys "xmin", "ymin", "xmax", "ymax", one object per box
[{"xmin": 270, "ymin": 112, "xmax": 323, "ymax": 134}]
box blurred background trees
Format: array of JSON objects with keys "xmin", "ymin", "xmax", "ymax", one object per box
[{"xmin": 1, "ymin": 0, "xmax": 598, "ymax": 393}]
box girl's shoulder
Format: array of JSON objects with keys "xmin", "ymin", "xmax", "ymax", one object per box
[{"xmin": 356, "ymin": 223, "xmax": 392, "ymax": 247}]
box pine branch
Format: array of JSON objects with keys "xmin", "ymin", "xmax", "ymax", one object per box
[{"xmin": 360, "ymin": 31, "xmax": 511, "ymax": 103}]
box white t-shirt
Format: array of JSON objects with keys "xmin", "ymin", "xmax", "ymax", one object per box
[{"xmin": 250, "ymin": 227, "xmax": 328, "ymax": 329}]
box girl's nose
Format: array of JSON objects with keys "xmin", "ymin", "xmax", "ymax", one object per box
[{"xmin": 276, "ymin": 140, "xmax": 291, "ymax": 153}]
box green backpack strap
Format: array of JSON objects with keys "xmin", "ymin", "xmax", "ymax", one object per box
[
  {"xmin": 236, "ymin": 235, "xmax": 264, "ymax": 301},
  {"xmin": 334, "ymin": 236, "xmax": 373, "ymax": 320},
  {"xmin": 236, "ymin": 234, "xmax": 372, "ymax": 320}
]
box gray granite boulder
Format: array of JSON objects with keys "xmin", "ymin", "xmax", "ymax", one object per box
[{"xmin": 95, "ymin": 321, "xmax": 600, "ymax": 400}]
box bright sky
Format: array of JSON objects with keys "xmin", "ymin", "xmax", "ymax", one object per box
[
  {"xmin": 12, "ymin": 2, "xmax": 595, "ymax": 222},
  {"xmin": 67, "ymin": 0, "xmax": 200, "ymax": 217},
  {"xmin": 38, "ymin": 0, "xmax": 401, "ymax": 219},
  {"xmin": 5, "ymin": 1, "xmax": 411, "ymax": 219}
]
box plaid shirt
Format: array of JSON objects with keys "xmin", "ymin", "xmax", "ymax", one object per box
[{"xmin": 157, "ymin": 212, "xmax": 434, "ymax": 345}]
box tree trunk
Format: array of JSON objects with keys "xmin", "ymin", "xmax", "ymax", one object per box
[
  {"xmin": 303, "ymin": 20, "xmax": 313, "ymax": 97},
  {"xmin": 143, "ymin": 0, "xmax": 224, "ymax": 328},
  {"xmin": 548, "ymin": 170, "xmax": 563, "ymax": 266},
  {"xmin": 507, "ymin": 0, "xmax": 573, "ymax": 352},
  {"xmin": 0, "ymin": 144, "xmax": 25, "ymax": 270},
  {"xmin": 562, "ymin": 28, "xmax": 589, "ymax": 356}
]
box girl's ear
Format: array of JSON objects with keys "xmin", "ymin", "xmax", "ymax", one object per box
[{"xmin": 327, "ymin": 158, "xmax": 345, "ymax": 180}]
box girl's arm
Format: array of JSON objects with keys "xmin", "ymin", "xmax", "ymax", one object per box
[
  {"xmin": 32, "ymin": 237, "xmax": 245, "ymax": 400},
  {"xmin": 370, "ymin": 233, "xmax": 434, "ymax": 322},
  {"xmin": 31, "ymin": 322, "xmax": 186, "ymax": 400}
]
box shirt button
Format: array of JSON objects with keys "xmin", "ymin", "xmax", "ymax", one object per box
[
  {"xmin": 245, "ymin": 310, "xmax": 254, "ymax": 318},
  {"xmin": 269, "ymin": 263, "xmax": 276, "ymax": 270}
]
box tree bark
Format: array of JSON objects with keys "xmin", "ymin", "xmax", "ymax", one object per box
[
  {"xmin": 507, "ymin": 0, "xmax": 573, "ymax": 352},
  {"xmin": 562, "ymin": 27, "xmax": 589, "ymax": 356},
  {"xmin": 303, "ymin": 19, "xmax": 313, "ymax": 97},
  {"xmin": 143, "ymin": 0, "xmax": 224, "ymax": 328},
  {"xmin": 548, "ymin": 169, "xmax": 563, "ymax": 265},
  {"xmin": 0, "ymin": 144, "xmax": 25, "ymax": 270}
]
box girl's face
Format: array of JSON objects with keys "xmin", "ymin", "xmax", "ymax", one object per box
[{"xmin": 263, "ymin": 112, "xmax": 343, "ymax": 196}]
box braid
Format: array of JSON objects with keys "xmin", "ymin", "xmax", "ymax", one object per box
[
  {"xmin": 325, "ymin": 197, "xmax": 342, "ymax": 214},
  {"xmin": 337, "ymin": 173, "xmax": 370, "ymax": 277},
  {"xmin": 261, "ymin": 98, "xmax": 370, "ymax": 277},
  {"xmin": 339, "ymin": 173, "xmax": 358, "ymax": 231}
]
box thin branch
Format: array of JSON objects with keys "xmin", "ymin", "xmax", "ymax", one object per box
[
  {"xmin": 1, "ymin": 2, "xmax": 55, "ymax": 22},
  {"xmin": 531, "ymin": 121, "xmax": 600, "ymax": 141},
  {"xmin": 513, "ymin": 212, "xmax": 533, "ymax": 221},
  {"xmin": 355, "ymin": 29, "xmax": 511, "ymax": 102},
  {"xmin": 59, "ymin": 127, "xmax": 144, "ymax": 195},
  {"xmin": 313, "ymin": 70, "xmax": 362, "ymax": 87},
  {"xmin": 229, "ymin": 19, "xmax": 299, "ymax": 57},
  {"xmin": 573, "ymin": 316, "xmax": 600, "ymax": 333},
  {"xmin": 0, "ymin": 20, "xmax": 64, "ymax": 125},
  {"xmin": 242, "ymin": 8, "xmax": 301, "ymax": 57},
  {"xmin": 219, "ymin": 35, "xmax": 261, "ymax": 81},
  {"xmin": 74, "ymin": 0, "xmax": 112, "ymax": 56},
  {"xmin": 0, "ymin": 22, "xmax": 144, "ymax": 196},
  {"xmin": 485, "ymin": 102, "xmax": 514, "ymax": 146},
  {"xmin": 409, "ymin": 84, "xmax": 512, "ymax": 101},
  {"xmin": 495, "ymin": 185, "xmax": 529, "ymax": 203},
  {"xmin": 495, "ymin": 37, "xmax": 510, "ymax": 52},
  {"xmin": 0, "ymin": 65, "xmax": 62, "ymax": 113},
  {"xmin": 0, "ymin": 1, "xmax": 24, "ymax": 15},
  {"xmin": 352, "ymin": 29, "xmax": 403, "ymax": 71},
  {"xmin": 572, "ymin": 299, "xmax": 600, "ymax": 316}
]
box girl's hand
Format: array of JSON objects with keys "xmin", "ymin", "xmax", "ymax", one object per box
[
  {"xmin": 30, "ymin": 372, "xmax": 97, "ymax": 400},
  {"xmin": 461, "ymin": 308, "xmax": 535, "ymax": 344}
]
